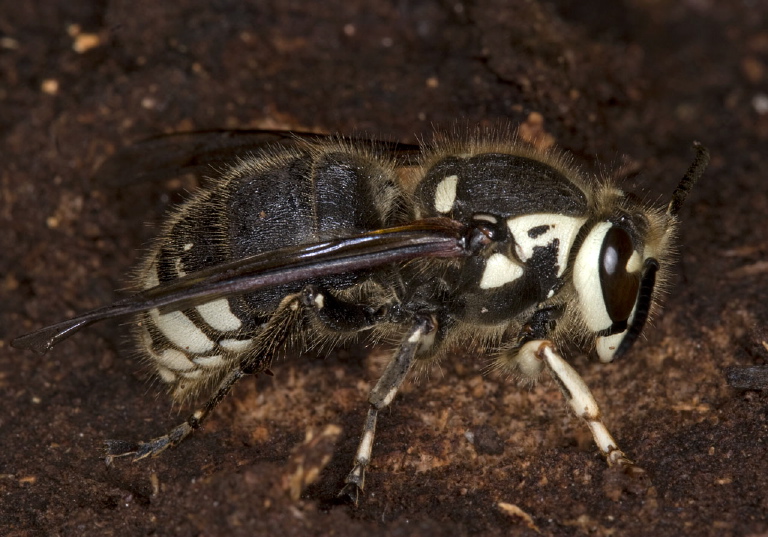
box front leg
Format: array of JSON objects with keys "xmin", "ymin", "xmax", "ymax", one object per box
[{"xmin": 530, "ymin": 340, "xmax": 634, "ymax": 468}]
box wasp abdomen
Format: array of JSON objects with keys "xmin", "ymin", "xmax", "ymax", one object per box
[{"xmin": 136, "ymin": 143, "xmax": 402, "ymax": 400}]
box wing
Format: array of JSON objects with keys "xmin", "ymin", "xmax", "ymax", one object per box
[
  {"xmin": 12, "ymin": 218, "xmax": 469, "ymax": 355},
  {"xmin": 94, "ymin": 130, "xmax": 422, "ymax": 187}
]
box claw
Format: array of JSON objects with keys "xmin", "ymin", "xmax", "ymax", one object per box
[
  {"xmin": 104, "ymin": 439, "xmax": 141, "ymax": 465},
  {"xmin": 339, "ymin": 482, "xmax": 362, "ymax": 506},
  {"xmin": 104, "ymin": 424, "xmax": 184, "ymax": 465},
  {"xmin": 339, "ymin": 463, "xmax": 366, "ymax": 505},
  {"xmin": 603, "ymin": 461, "xmax": 652, "ymax": 500}
]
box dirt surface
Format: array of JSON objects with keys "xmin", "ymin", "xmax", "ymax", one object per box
[{"xmin": 2, "ymin": 1, "xmax": 767, "ymax": 536}]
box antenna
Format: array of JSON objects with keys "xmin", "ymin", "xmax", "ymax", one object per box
[{"xmin": 667, "ymin": 142, "xmax": 710, "ymax": 217}]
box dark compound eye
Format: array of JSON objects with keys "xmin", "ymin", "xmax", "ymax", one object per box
[{"xmin": 599, "ymin": 226, "xmax": 640, "ymax": 323}]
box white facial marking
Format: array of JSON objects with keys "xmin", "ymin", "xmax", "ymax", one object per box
[
  {"xmin": 219, "ymin": 338, "xmax": 253, "ymax": 352},
  {"xmin": 479, "ymin": 253, "xmax": 524, "ymax": 289},
  {"xmin": 596, "ymin": 331, "xmax": 626, "ymax": 363},
  {"xmin": 183, "ymin": 243, "xmax": 194, "ymax": 251},
  {"xmin": 197, "ymin": 298, "xmax": 242, "ymax": 332},
  {"xmin": 573, "ymin": 222, "xmax": 614, "ymax": 332},
  {"xmin": 313, "ymin": 293, "xmax": 325, "ymax": 309},
  {"xmin": 193, "ymin": 354, "xmax": 225, "ymax": 368},
  {"xmin": 150, "ymin": 308, "xmax": 215, "ymax": 353},
  {"xmin": 156, "ymin": 348, "xmax": 196, "ymax": 371},
  {"xmin": 506, "ymin": 214, "xmax": 586, "ymax": 277},
  {"xmin": 434, "ymin": 174, "xmax": 458, "ymax": 213}
]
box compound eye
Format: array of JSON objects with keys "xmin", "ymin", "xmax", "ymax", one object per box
[{"xmin": 599, "ymin": 226, "xmax": 640, "ymax": 323}]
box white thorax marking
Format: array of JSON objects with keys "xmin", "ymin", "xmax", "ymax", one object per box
[
  {"xmin": 479, "ymin": 253, "xmax": 524, "ymax": 289},
  {"xmin": 506, "ymin": 214, "xmax": 586, "ymax": 277},
  {"xmin": 434, "ymin": 174, "xmax": 458, "ymax": 213}
]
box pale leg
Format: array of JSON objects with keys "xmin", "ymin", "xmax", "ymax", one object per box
[
  {"xmin": 536, "ymin": 341, "xmax": 633, "ymax": 467},
  {"xmin": 340, "ymin": 315, "xmax": 434, "ymax": 504}
]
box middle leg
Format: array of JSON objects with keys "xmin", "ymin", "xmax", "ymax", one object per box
[{"xmin": 340, "ymin": 314, "xmax": 436, "ymax": 505}]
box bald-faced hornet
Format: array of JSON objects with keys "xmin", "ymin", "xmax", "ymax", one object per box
[{"xmin": 13, "ymin": 129, "xmax": 709, "ymax": 503}]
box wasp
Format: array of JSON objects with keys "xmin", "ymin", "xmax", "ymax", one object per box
[{"xmin": 13, "ymin": 129, "xmax": 709, "ymax": 503}]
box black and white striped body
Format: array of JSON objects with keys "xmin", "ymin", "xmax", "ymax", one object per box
[{"xmin": 136, "ymin": 136, "xmax": 672, "ymax": 402}]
